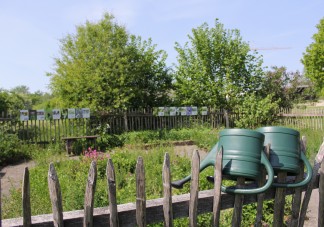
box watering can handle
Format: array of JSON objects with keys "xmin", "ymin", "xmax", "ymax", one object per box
[
  {"xmin": 221, "ymin": 152, "xmax": 274, "ymax": 195},
  {"xmin": 272, "ymin": 152, "xmax": 312, "ymax": 188}
]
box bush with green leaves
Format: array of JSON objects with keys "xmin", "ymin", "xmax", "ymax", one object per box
[
  {"xmin": 0, "ymin": 126, "xmax": 32, "ymax": 165},
  {"xmin": 234, "ymin": 94, "xmax": 280, "ymax": 129}
]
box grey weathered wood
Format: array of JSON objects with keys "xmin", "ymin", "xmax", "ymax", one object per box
[
  {"xmin": 3, "ymin": 176, "xmax": 320, "ymax": 227},
  {"xmin": 318, "ymin": 156, "xmax": 324, "ymax": 227},
  {"xmin": 289, "ymin": 137, "xmax": 306, "ymax": 227},
  {"xmin": 232, "ymin": 177, "xmax": 245, "ymax": 227},
  {"xmin": 255, "ymin": 144, "xmax": 270, "ymax": 227},
  {"xmin": 212, "ymin": 147, "xmax": 223, "ymax": 227},
  {"xmin": 273, "ymin": 172, "xmax": 287, "ymax": 227},
  {"xmin": 107, "ymin": 158, "xmax": 119, "ymax": 227},
  {"xmin": 298, "ymin": 139, "xmax": 324, "ymax": 227},
  {"xmin": 83, "ymin": 161, "xmax": 97, "ymax": 227},
  {"xmin": 162, "ymin": 153, "xmax": 173, "ymax": 227},
  {"xmin": 136, "ymin": 156, "xmax": 146, "ymax": 227},
  {"xmin": 189, "ymin": 150, "xmax": 200, "ymax": 227},
  {"xmin": 22, "ymin": 167, "xmax": 32, "ymax": 227},
  {"xmin": 48, "ymin": 162, "xmax": 64, "ymax": 227},
  {"xmin": 0, "ymin": 169, "xmax": 2, "ymax": 227}
]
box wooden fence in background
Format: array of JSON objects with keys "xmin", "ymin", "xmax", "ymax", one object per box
[
  {"xmin": 1, "ymin": 108, "xmax": 324, "ymax": 145},
  {"xmin": 2, "ymin": 138, "xmax": 324, "ymax": 227}
]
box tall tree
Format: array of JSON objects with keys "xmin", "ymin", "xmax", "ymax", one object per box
[
  {"xmin": 48, "ymin": 13, "xmax": 172, "ymax": 111},
  {"xmin": 174, "ymin": 19, "xmax": 264, "ymax": 109},
  {"xmin": 302, "ymin": 17, "xmax": 324, "ymax": 95}
]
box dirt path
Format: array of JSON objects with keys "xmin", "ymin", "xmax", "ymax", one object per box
[{"xmin": 1, "ymin": 160, "xmax": 36, "ymax": 197}]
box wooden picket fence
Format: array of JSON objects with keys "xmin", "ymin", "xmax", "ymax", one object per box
[
  {"xmin": 2, "ymin": 138, "xmax": 324, "ymax": 227},
  {"xmin": 2, "ymin": 108, "xmax": 324, "ymax": 146}
]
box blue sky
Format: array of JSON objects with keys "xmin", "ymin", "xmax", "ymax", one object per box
[{"xmin": 0, "ymin": 0, "xmax": 323, "ymax": 93}]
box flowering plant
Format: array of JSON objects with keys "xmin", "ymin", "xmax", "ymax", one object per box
[{"xmin": 83, "ymin": 147, "xmax": 110, "ymax": 161}]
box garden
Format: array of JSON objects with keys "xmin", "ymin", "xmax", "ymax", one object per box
[{"xmin": 1, "ymin": 124, "xmax": 323, "ymax": 226}]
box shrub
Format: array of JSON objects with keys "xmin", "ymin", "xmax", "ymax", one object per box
[
  {"xmin": 0, "ymin": 126, "xmax": 31, "ymax": 165},
  {"xmin": 235, "ymin": 94, "xmax": 280, "ymax": 129}
]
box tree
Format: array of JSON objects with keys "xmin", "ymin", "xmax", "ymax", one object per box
[
  {"xmin": 48, "ymin": 13, "xmax": 172, "ymax": 111},
  {"xmin": 0, "ymin": 89, "xmax": 25, "ymax": 113},
  {"xmin": 174, "ymin": 19, "xmax": 264, "ymax": 109},
  {"xmin": 302, "ymin": 18, "xmax": 324, "ymax": 95}
]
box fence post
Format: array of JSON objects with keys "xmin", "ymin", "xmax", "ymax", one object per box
[
  {"xmin": 22, "ymin": 167, "xmax": 32, "ymax": 227},
  {"xmin": 232, "ymin": 177, "xmax": 245, "ymax": 227},
  {"xmin": 273, "ymin": 172, "xmax": 287, "ymax": 227},
  {"xmin": 0, "ymin": 170, "xmax": 2, "ymax": 227},
  {"xmin": 319, "ymin": 157, "xmax": 324, "ymax": 227},
  {"xmin": 289, "ymin": 137, "xmax": 306, "ymax": 227},
  {"xmin": 212, "ymin": 147, "xmax": 223, "ymax": 227},
  {"xmin": 162, "ymin": 153, "xmax": 173, "ymax": 227},
  {"xmin": 298, "ymin": 139, "xmax": 324, "ymax": 227},
  {"xmin": 107, "ymin": 158, "xmax": 119, "ymax": 227},
  {"xmin": 48, "ymin": 163, "xmax": 64, "ymax": 227},
  {"xmin": 189, "ymin": 150, "xmax": 200, "ymax": 227},
  {"xmin": 83, "ymin": 161, "xmax": 97, "ymax": 227},
  {"xmin": 136, "ymin": 157, "xmax": 146, "ymax": 227},
  {"xmin": 255, "ymin": 144, "xmax": 270, "ymax": 227}
]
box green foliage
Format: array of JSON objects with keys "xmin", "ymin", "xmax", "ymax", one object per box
[
  {"xmin": 302, "ymin": 17, "xmax": 324, "ymax": 95},
  {"xmin": 234, "ymin": 93, "xmax": 280, "ymax": 129},
  {"xmin": 123, "ymin": 126, "xmax": 219, "ymax": 149},
  {"xmin": 174, "ymin": 19, "xmax": 264, "ymax": 109},
  {"xmin": 262, "ymin": 66, "xmax": 316, "ymax": 108},
  {"xmin": 48, "ymin": 13, "xmax": 172, "ymax": 110},
  {"xmin": 0, "ymin": 125, "xmax": 32, "ymax": 165}
]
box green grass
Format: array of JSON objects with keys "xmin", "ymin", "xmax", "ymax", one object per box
[{"xmin": 2, "ymin": 126, "xmax": 324, "ymax": 226}]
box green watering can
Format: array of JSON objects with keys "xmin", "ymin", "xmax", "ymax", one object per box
[
  {"xmin": 172, "ymin": 129, "xmax": 274, "ymax": 194},
  {"xmin": 256, "ymin": 126, "xmax": 312, "ymax": 188}
]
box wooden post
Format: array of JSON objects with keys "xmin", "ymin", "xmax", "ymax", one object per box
[
  {"xmin": 298, "ymin": 139, "xmax": 324, "ymax": 227},
  {"xmin": 289, "ymin": 137, "xmax": 306, "ymax": 227},
  {"xmin": 22, "ymin": 167, "xmax": 32, "ymax": 227},
  {"xmin": 48, "ymin": 163, "xmax": 64, "ymax": 227},
  {"xmin": 255, "ymin": 144, "xmax": 270, "ymax": 227},
  {"xmin": 83, "ymin": 161, "xmax": 97, "ymax": 227},
  {"xmin": 0, "ymin": 170, "xmax": 2, "ymax": 227},
  {"xmin": 273, "ymin": 172, "xmax": 287, "ymax": 227},
  {"xmin": 319, "ymin": 158, "xmax": 324, "ymax": 227},
  {"xmin": 213, "ymin": 147, "xmax": 223, "ymax": 227},
  {"xmin": 189, "ymin": 150, "xmax": 200, "ymax": 227},
  {"xmin": 162, "ymin": 153, "xmax": 173, "ymax": 227},
  {"xmin": 136, "ymin": 157, "xmax": 146, "ymax": 227},
  {"xmin": 232, "ymin": 177, "xmax": 245, "ymax": 227},
  {"xmin": 107, "ymin": 158, "xmax": 119, "ymax": 227}
]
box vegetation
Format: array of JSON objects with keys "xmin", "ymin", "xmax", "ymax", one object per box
[
  {"xmin": 47, "ymin": 13, "xmax": 172, "ymax": 111},
  {"xmin": 302, "ymin": 17, "xmax": 324, "ymax": 96},
  {"xmin": 2, "ymin": 126, "xmax": 323, "ymax": 226},
  {"xmin": 174, "ymin": 19, "xmax": 264, "ymax": 109}
]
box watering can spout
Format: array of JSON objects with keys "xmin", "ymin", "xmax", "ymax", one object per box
[{"xmin": 171, "ymin": 143, "xmax": 219, "ymax": 189}]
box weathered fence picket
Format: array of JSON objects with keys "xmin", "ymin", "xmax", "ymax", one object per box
[
  {"xmin": 83, "ymin": 161, "xmax": 97, "ymax": 227},
  {"xmin": 212, "ymin": 148, "xmax": 223, "ymax": 227},
  {"xmin": 273, "ymin": 172, "xmax": 287, "ymax": 227},
  {"xmin": 106, "ymin": 158, "xmax": 118, "ymax": 227},
  {"xmin": 22, "ymin": 167, "xmax": 31, "ymax": 227},
  {"xmin": 189, "ymin": 150, "xmax": 200, "ymax": 227},
  {"xmin": 232, "ymin": 177, "xmax": 245, "ymax": 227},
  {"xmin": 290, "ymin": 137, "xmax": 306, "ymax": 227},
  {"xmin": 136, "ymin": 157, "xmax": 146, "ymax": 227},
  {"xmin": 255, "ymin": 144, "xmax": 270, "ymax": 227},
  {"xmin": 48, "ymin": 163, "xmax": 64, "ymax": 227},
  {"xmin": 162, "ymin": 153, "xmax": 173, "ymax": 227},
  {"xmin": 319, "ymin": 158, "xmax": 324, "ymax": 227},
  {"xmin": 298, "ymin": 140, "xmax": 324, "ymax": 227}
]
